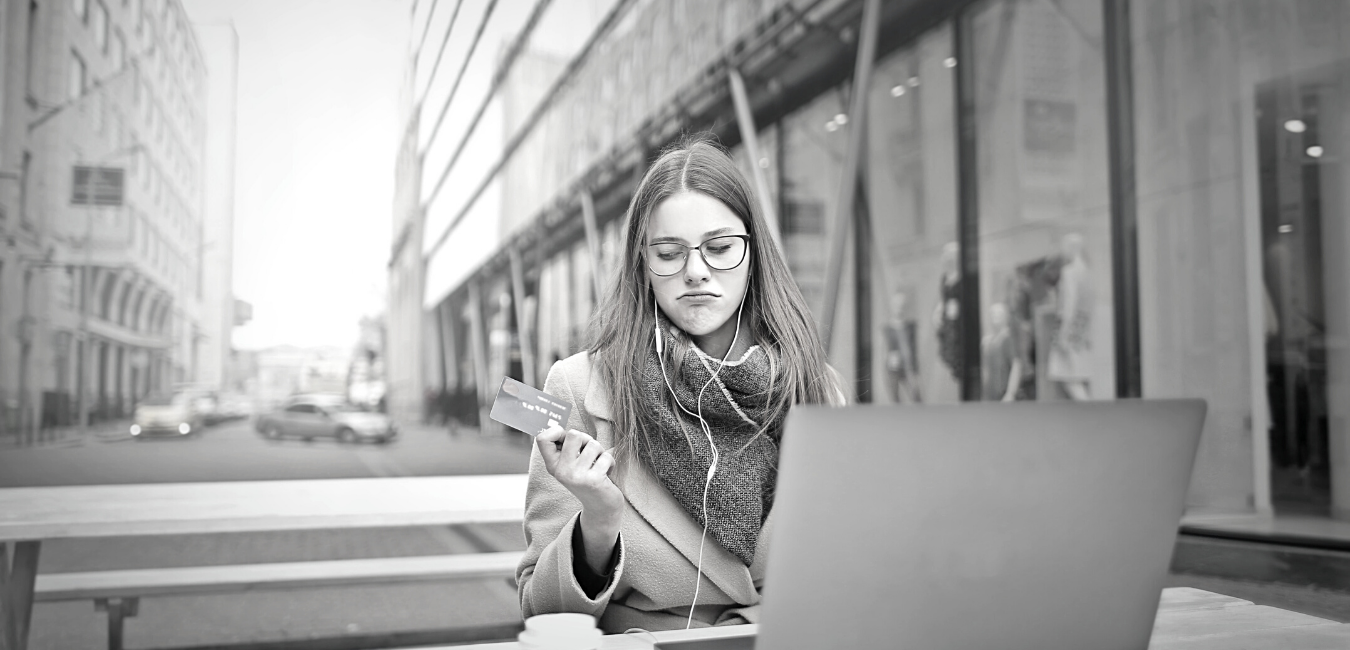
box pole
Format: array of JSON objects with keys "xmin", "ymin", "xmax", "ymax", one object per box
[
  {"xmin": 77, "ymin": 171, "xmax": 93, "ymax": 430},
  {"xmin": 16, "ymin": 272, "xmax": 32, "ymax": 443},
  {"xmin": 466, "ymin": 279, "xmax": 491, "ymax": 433},
  {"xmin": 820, "ymin": 0, "xmax": 881, "ymax": 352}
]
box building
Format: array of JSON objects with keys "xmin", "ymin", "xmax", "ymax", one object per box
[
  {"xmin": 0, "ymin": 0, "xmax": 209, "ymax": 436},
  {"xmin": 392, "ymin": 0, "xmax": 1350, "ymax": 528}
]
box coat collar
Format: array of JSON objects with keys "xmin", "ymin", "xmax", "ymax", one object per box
[
  {"xmin": 581, "ymin": 352, "xmax": 613, "ymax": 423},
  {"xmin": 576, "ymin": 353, "xmax": 764, "ymax": 602},
  {"xmin": 614, "ymin": 444, "xmax": 762, "ymax": 603}
]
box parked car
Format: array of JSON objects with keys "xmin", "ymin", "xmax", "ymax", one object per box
[
  {"xmin": 131, "ymin": 393, "xmax": 204, "ymax": 439},
  {"xmin": 215, "ymin": 393, "xmax": 255, "ymax": 421},
  {"xmin": 255, "ymin": 394, "xmax": 397, "ymax": 444}
]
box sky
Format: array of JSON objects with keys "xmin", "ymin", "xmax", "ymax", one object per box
[{"xmin": 182, "ymin": 0, "xmax": 411, "ymax": 351}]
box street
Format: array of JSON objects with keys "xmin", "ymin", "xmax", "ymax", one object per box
[
  {"xmin": 1, "ymin": 419, "xmax": 536, "ymax": 649},
  {"xmin": 0, "ymin": 418, "xmax": 530, "ymax": 487}
]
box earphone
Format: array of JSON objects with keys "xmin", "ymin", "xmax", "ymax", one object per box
[{"xmin": 652, "ymin": 284, "xmax": 748, "ymax": 629}]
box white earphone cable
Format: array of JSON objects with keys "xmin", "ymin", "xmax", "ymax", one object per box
[{"xmin": 653, "ymin": 286, "xmax": 747, "ymax": 630}]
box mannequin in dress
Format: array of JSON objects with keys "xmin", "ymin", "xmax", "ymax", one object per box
[
  {"xmin": 1047, "ymin": 233, "xmax": 1093, "ymax": 400},
  {"xmin": 883, "ymin": 289, "xmax": 922, "ymax": 403},
  {"xmin": 932, "ymin": 242, "xmax": 962, "ymax": 382},
  {"xmin": 981, "ymin": 302, "xmax": 1021, "ymax": 401}
]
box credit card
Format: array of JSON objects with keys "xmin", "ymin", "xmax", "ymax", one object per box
[{"xmin": 489, "ymin": 377, "xmax": 572, "ymax": 437}]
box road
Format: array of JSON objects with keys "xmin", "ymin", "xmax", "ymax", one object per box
[
  {"xmin": 0, "ymin": 417, "xmax": 531, "ymax": 487},
  {"xmin": 0, "ymin": 418, "xmax": 536, "ymax": 649}
]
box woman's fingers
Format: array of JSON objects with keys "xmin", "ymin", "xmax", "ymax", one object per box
[
  {"xmin": 577, "ymin": 438, "xmax": 603, "ymax": 468},
  {"xmin": 536, "ymin": 424, "xmax": 565, "ymax": 470},
  {"xmin": 560, "ymin": 429, "xmax": 589, "ymax": 458},
  {"xmin": 590, "ymin": 450, "xmax": 615, "ymax": 479}
]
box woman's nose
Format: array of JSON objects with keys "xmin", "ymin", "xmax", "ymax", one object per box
[{"xmin": 684, "ymin": 248, "xmax": 712, "ymax": 281}]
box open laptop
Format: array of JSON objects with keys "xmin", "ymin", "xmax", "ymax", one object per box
[{"xmin": 657, "ymin": 399, "xmax": 1206, "ymax": 650}]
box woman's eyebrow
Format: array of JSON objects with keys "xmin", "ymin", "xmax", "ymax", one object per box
[
  {"xmin": 649, "ymin": 235, "xmax": 688, "ymax": 244},
  {"xmin": 649, "ymin": 228, "xmax": 738, "ymax": 244}
]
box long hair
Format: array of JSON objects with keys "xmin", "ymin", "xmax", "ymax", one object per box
[{"xmin": 586, "ymin": 134, "xmax": 842, "ymax": 466}]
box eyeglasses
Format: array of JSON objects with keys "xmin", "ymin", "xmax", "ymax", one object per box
[{"xmin": 647, "ymin": 234, "xmax": 751, "ymax": 277}]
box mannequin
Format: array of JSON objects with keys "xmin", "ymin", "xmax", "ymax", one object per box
[
  {"xmin": 932, "ymin": 242, "xmax": 963, "ymax": 382},
  {"xmin": 982, "ymin": 302, "xmax": 1021, "ymax": 401},
  {"xmin": 1047, "ymin": 233, "xmax": 1093, "ymax": 400},
  {"xmin": 883, "ymin": 289, "xmax": 922, "ymax": 403}
]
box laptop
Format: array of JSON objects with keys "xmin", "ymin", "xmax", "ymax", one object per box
[{"xmin": 657, "ymin": 399, "xmax": 1206, "ymax": 650}]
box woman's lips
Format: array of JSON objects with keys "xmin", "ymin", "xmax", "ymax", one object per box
[{"xmin": 679, "ymin": 292, "xmax": 718, "ymax": 303}]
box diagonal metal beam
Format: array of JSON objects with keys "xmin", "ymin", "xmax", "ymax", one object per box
[
  {"xmin": 412, "ymin": 0, "xmax": 442, "ymax": 59},
  {"xmin": 819, "ymin": 0, "xmax": 881, "ymax": 353},
  {"xmin": 509, "ymin": 247, "xmax": 537, "ymax": 388},
  {"xmin": 579, "ymin": 191, "xmax": 605, "ymax": 304},
  {"xmin": 727, "ymin": 68, "xmax": 782, "ymax": 252},
  {"xmin": 415, "ymin": 0, "xmax": 464, "ymax": 106}
]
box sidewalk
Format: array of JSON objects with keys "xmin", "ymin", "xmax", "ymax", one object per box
[
  {"xmin": 1182, "ymin": 509, "xmax": 1350, "ymax": 550},
  {"xmin": 0, "ymin": 418, "xmax": 134, "ymax": 450}
]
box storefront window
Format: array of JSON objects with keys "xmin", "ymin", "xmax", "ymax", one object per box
[
  {"xmin": 1133, "ymin": 0, "xmax": 1350, "ymax": 515},
  {"xmin": 970, "ymin": 0, "xmax": 1114, "ymax": 403},
  {"xmin": 866, "ymin": 23, "xmax": 960, "ymax": 404},
  {"xmin": 781, "ymin": 87, "xmax": 856, "ymax": 399}
]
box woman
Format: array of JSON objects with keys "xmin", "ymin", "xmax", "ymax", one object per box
[{"xmin": 516, "ymin": 136, "xmax": 843, "ymax": 633}]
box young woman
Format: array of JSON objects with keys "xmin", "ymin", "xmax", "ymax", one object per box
[{"xmin": 516, "ymin": 135, "xmax": 843, "ymax": 634}]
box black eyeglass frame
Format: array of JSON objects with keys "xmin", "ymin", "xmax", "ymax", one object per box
[{"xmin": 645, "ymin": 234, "xmax": 752, "ymax": 277}]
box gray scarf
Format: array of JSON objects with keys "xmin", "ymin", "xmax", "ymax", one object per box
[{"xmin": 639, "ymin": 322, "xmax": 783, "ymax": 566}]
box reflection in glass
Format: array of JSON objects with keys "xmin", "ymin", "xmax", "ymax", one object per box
[
  {"xmin": 970, "ymin": 0, "xmax": 1114, "ymax": 402},
  {"xmin": 866, "ymin": 23, "xmax": 960, "ymax": 404}
]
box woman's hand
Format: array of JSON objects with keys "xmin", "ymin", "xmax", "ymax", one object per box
[{"xmin": 536, "ymin": 424, "xmax": 625, "ymax": 574}]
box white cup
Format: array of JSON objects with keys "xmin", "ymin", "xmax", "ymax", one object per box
[{"xmin": 519, "ymin": 613, "xmax": 601, "ymax": 650}]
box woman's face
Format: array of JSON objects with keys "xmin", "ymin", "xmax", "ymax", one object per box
[{"xmin": 645, "ymin": 191, "xmax": 751, "ymax": 356}]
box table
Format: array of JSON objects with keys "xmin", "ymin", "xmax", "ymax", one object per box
[
  {"xmin": 436, "ymin": 588, "xmax": 1350, "ymax": 650},
  {"xmin": 0, "ymin": 474, "xmax": 529, "ymax": 650}
]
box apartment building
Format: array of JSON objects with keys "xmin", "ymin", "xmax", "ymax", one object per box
[{"xmin": 0, "ymin": 0, "xmax": 209, "ymax": 433}]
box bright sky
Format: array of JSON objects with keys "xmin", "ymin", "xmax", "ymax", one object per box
[{"xmin": 183, "ymin": 0, "xmax": 410, "ymax": 351}]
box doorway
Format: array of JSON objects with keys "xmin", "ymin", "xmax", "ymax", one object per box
[{"xmin": 1256, "ymin": 77, "xmax": 1333, "ymax": 515}]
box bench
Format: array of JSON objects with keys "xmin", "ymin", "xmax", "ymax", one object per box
[{"xmin": 34, "ymin": 551, "xmax": 525, "ymax": 650}]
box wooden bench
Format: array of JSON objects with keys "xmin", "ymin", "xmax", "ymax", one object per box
[{"xmin": 34, "ymin": 551, "xmax": 524, "ymax": 650}]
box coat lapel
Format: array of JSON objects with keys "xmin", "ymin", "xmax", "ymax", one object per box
[{"xmin": 583, "ymin": 367, "xmax": 758, "ymax": 604}]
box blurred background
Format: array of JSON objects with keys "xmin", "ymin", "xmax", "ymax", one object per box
[{"xmin": 1, "ymin": 0, "xmax": 1349, "ymax": 647}]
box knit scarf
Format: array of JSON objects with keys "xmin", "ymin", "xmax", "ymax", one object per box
[{"xmin": 638, "ymin": 321, "xmax": 783, "ymax": 566}]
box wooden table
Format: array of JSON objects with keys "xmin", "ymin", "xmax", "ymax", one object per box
[
  {"xmin": 0, "ymin": 474, "xmax": 529, "ymax": 650},
  {"xmin": 435, "ymin": 588, "xmax": 1350, "ymax": 649}
]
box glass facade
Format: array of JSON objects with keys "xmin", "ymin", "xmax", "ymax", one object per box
[{"xmin": 427, "ymin": 0, "xmax": 1350, "ymax": 524}]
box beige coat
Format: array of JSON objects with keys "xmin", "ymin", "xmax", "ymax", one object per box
[{"xmin": 516, "ymin": 351, "xmax": 772, "ymax": 633}]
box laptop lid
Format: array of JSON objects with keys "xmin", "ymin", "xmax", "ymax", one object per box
[{"xmin": 756, "ymin": 399, "xmax": 1206, "ymax": 650}]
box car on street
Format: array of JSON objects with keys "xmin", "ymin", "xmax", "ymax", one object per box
[
  {"xmin": 131, "ymin": 393, "xmax": 204, "ymax": 439},
  {"xmin": 255, "ymin": 394, "xmax": 398, "ymax": 444}
]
